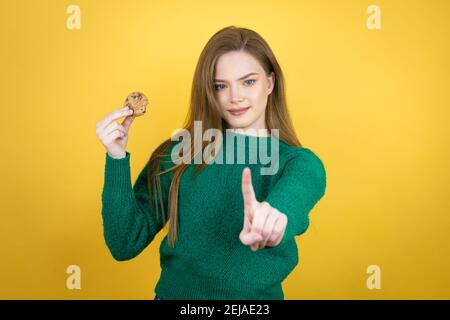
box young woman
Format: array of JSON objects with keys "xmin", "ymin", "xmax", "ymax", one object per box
[{"xmin": 95, "ymin": 26, "xmax": 326, "ymax": 300}]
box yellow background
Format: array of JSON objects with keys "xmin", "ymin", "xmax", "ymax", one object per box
[{"xmin": 1, "ymin": 0, "xmax": 449, "ymax": 299}]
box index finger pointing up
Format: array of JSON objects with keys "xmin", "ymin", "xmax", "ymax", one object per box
[{"xmin": 242, "ymin": 167, "xmax": 258, "ymax": 215}]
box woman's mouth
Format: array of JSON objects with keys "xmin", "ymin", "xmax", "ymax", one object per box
[{"xmin": 228, "ymin": 107, "xmax": 250, "ymax": 116}]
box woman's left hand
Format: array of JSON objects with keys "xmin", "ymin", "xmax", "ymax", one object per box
[{"xmin": 239, "ymin": 167, "xmax": 288, "ymax": 251}]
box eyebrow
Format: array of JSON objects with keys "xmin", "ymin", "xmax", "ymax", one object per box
[{"xmin": 214, "ymin": 72, "xmax": 259, "ymax": 82}]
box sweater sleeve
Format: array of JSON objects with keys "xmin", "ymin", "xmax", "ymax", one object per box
[
  {"xmin": 264, "ymin": 148, "xmax": 327, "ymax": 247},
  {"xmin": 101, "ymin": 150, "xmax": 173, "ymax": 261}
]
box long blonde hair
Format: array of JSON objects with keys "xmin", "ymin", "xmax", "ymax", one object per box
[{"xmin": 147, "ymin": 26, "xmax": 302, "ymax": 248}]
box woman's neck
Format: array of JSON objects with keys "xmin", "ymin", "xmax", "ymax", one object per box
[{"xmin": 225, "ymin": 127, "xmax": 271, "ymax": 137}]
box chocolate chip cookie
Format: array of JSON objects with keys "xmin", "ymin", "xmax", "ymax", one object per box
[{"xmin": 124, "ymin": 92, "xmax": 148, "ymax": 117}]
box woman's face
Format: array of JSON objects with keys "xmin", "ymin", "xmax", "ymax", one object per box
[{"xmin": 214, "ymin": 50, "xmax": 274, "ymax": 133}]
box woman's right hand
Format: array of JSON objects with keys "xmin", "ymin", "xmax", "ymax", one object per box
[{"xmin": 95, "ymin": 106, "xmax": 135, "ymax": 159}]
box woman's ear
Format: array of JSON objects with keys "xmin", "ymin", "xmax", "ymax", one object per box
[{"xmin": 267, "ymin": 72, "xmax": 275, "ymax": 95}]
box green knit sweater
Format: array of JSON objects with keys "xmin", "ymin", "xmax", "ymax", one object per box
[{"xmin": 101, "ymin": 130, "xmax": 326, "ymax": 300}]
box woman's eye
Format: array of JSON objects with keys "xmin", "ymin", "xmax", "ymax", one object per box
[
  {"xmin": 214, "ymin": 80, "xmax": 255, "ymax": 91},
  {"xmin": 214, "ymin": 84, "xmax": 226, "ymax": 91}
]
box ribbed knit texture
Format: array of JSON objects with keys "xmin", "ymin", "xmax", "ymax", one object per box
[{"xmin": 101, "ymin": 130, "xmax": 326, "ymax": 300}]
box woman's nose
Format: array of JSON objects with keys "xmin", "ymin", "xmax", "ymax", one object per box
[
  {"xmin": 229, "ymin": 92, "xmax": 244, "ymax": 105},
  {"xmin": 229, "ymin": 85, "xmax": 244, "ymax": 103},
  {"xmin": 230, "ymin": 97, "xmax": 244, "ymax": 104}
]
